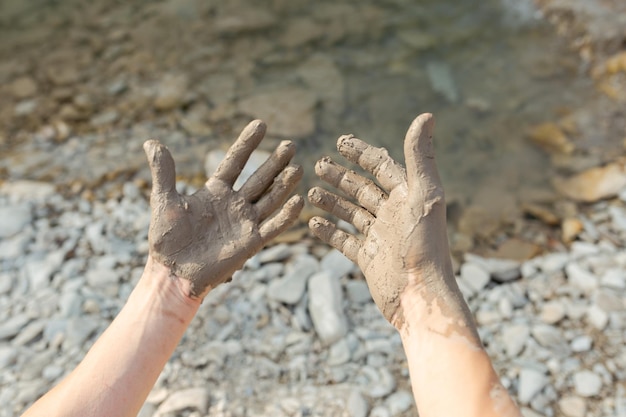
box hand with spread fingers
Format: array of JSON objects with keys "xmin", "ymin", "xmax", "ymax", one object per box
[
  {"xmin": 308, "ymin": 113, "xmax": 453, "ymax": 327},
  {"xmin": 144, "ymin": 119, "xmax": 304, "ymax": 299}
]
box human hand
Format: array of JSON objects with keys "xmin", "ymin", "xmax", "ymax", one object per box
[
  {"xmin": 308, "ymin": 113, "xmax": 452, "ymax": 327},
  {"xmin": 144, "ymin": 120, "xmax": 304, "ymax": 299}
]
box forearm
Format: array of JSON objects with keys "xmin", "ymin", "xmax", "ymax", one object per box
[
  {"xmin": 22, "ymin": 257, "xmax": 200, "ymax": 417},
  {"xmin": 399, "ymin": 271, "xmax": 520, "ymax": 417}
]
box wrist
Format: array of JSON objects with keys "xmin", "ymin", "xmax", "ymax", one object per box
[{"xmin": 137, "ymin": 256, "xmax": 202, "ymax": 321}]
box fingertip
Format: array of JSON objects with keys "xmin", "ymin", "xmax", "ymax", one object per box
[
  {"xmin": 336, "ymin": 134, "xmax": 355, "ymax": 152},
  {"xmin": 246, "ymin": 119, "xmax": 267, "ymax": 136},
  {"xmin": 287, "ymin": 194, "xmax": 305, "ymax": 212}
]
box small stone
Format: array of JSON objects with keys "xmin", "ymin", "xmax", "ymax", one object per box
[
  {"xmin": 502, "ymin": 324, "xmax": 529, "ymax": 357},
  {"xmin": 426, "ymin": 61, "xmax": 459, "ymax": 103},
  {"xmin": 0, "ymin": 346, "xmax": 17, "ymax": 369},
  {"xmin": 268, "ymin": 254, "xmax": 318, "ymax": 304},
  {"xmin": 346, "ymin": 390, "xmax": 369, "ymax": 417},
  {"xmin": 527, "ymin": 122, "xmax": 574, "ymax": 154},
  {"xmin": 368, "ymin": 367, "xmax": 396, "ymax": 398},
  {"xmin": 327, "ymin": 338, "xmax": 351, "ymax": 366},
  {"xmin": 63, "ymin": 317, "xmax": 100, "ymax": 348},
  {"xmin": 565, "ymin": 263, "xmax": 598, "ymax": 292},
  {"xmin": 320, "ymin": 249, "xmax": 354, "ymax": 279},
  {"xmin": 156, "ymin": 387, "xmax": 210, "ymax": 415},
  {"xmin": 369, "ymin": 405, "xmax": 391, "ymax": 417},
  {"xmin": 587, "ymin": 304, "xmax": 608, "ymax": 330},
  {"xmin": 345, "ymin": 280, "xmax": 372, "ymax": 304},
  {"xmin": 0, "ymin": 203, "xmax": 32, "ymax": 238},
  {"xmin": 153, "ymin": 74, "xmax": 188, "ymax": 111},
  {"xmin": 385, "ymin": 390, "xmax": 414, "ymax": 415},
  {"xmin": 539, "ymin": 253, "xmax": 569, "ymax": 272},
  {"xmin": 570, "ymin": 335, "xmax": 593, "ymax": 353},
  {"xmin": 558, "ymin": 395, "xmax": 586, "ymax": 417},
  {"xmin": 308, "ymin": 271, "xmax": 348, "ymax": 345},
  {"xmin": 540, "ymin": 300, "xmax": 566, "ymax": 324},
  {"xmin": 15, "ymin": 99, "xmax": 38, "ymax": 115},
  {"xmin": 91, "ymin": 110, "xmax": 119, "ymax": 127},
  {"xmin": 601, "ymin": 268, "xmax": 626, "ymax": 289},
  {"xmin": 562, "ymin": 218, "xmax": 584, "ymax": 243},
  {"xmin": 460, "ymin": 262, "xmax": 490, "ymax": 292},
  {"xmin": 0, "ymin": 314, "xmax": 31, "ymax": 340},
  {"xmin": 518, "ymin": 368, "xmax": 548, "ymax": 404},
  {"xmin": 86, "ymin": 268, "xmax": 120, "ymax": 287},
  {"xmin": 553, "ymin": 162, "xmax": 626, "ymax": 203},
  {"xmin": 532, "ymin": 324, "xmax": 569, "ymax": 355},
  {"xmin": 573, "ymin": 370, "xmax": 602, "ymax": 397}
]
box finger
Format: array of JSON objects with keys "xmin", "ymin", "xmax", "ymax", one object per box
[
  {"xmin": 239, "ymin": 140, "xmax": 296, "ymax": 202},
  {"xmin": 308, "ymin": 187, "xmax": 374, "ymax": 235},
  {"xmin": 258, "ymin": 195, "xmax": 304, "ymax": 242},
  {"xmin": 143, "ymin": 139, "xmax": 176, "ymax": 195},
  {"xmin": 337, "ymin": 134, "xmax": 406, "ymax": 192},
  {"xmin": 403, "ymin": 113, "xmax": 442, "ymax": 191},
  {"xmin": 255, "ymin": 164, "xmax": 303, "ymax": 221},
  {"xmin": 308, "ymin": 217, "xmax": 360, "ymax": 263},
  {"xmin": 314, "ymin": 157, "xmax": 387, "ymax": 215},
  {"xmin": 213, "ymin": 119, "xmax": 266, "ymax": 186}
]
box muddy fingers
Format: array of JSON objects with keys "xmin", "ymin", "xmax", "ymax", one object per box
[
  {"xmin": 308, "ymin": 186, "xmax": 374, "ymax": 235},
  {"xmin": 239, "ymin": 140, "xmax": 296, "ymax": 202},
  {"xmin": 308, "ymin": 217, "xmax": 360, "ymax": 263}
]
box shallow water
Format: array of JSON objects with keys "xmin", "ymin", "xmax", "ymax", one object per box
[{"xmin": 0, "ymin": 0, "xmax": 593, "ymax": 209}]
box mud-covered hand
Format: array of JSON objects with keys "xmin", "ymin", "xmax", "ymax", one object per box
[
  {"xmin": 144, "ymin": 120, "xmax": 304, "ymax": 299},
  {"xmin": 308, "ymin": 113, "xmax": 452, "ymax": 327}
]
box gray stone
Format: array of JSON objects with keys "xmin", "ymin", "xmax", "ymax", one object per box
[
  {"xmin": 565, "ymin": 263, "xmax": 598, "ymax": 292},
  {"xmin": 367, "ymin": 367, "xmax": 396, "ymax": 399},
  {"xmin": 502, "ymin": 323, "xmax": 529, "ymax": 357},
  {"xmin": 268, "ymin": 254, "xmax": 318, "ymax": 304},
  {"xmin": 63, "ymin": 317, "xmax": 100, "ymax": 349},
  {"xmin": 587, "ymin": 304, "xmax": 609, "ymax": 330},
  {"xmin": 0, "ymin": 273, "xmax": 13, "ymax": 294},
  {"xmin": 26, "ymin": 250, "xmax": 65, "ymax": 290},
  {"xmin": 465, "ymin": 253, "xmax": 521, "ymax": 282},
  {"xmin": 0, "ymin": 314, "xmax": 31, "ymax": 340},
  {"xmin": 570, "ymin": 335, "xmax": 593, "ymax": 353},
  {"xmin": 153, "ymin": 74, "xmax": 188, "ymax": 111},
  {"xmin": 0, "ymin": 346, "xmax": 17, "ymax": 369},
  {"xmin": 601, "ymin": 268, "xmax": 625, "ymax": 289},
  {"xmin": 320, "ymin": 249, "xmax": 354, "ymax": 280},
  {"xmin": 609, "ymin": 205, "xmax": 626, "ymax": 232},
  {"xmin": 0, "ymin": 203, "xmax": 32, "ymax": 238},
  {"xmin": 346, "ymin": 389, "xmax": 369, "ymax": 417},
  {"xmin": 0, "ymin": 233, "xmax": 30, "ymax": 261},
  {"xmin": 1, "ymin": 180, "xmax": 55, "ymax": 200},
  {"xmin": 532, "ymin": 324, "xmax": 569, "ymax": 355},
  {"xmin": 540, "ymin": 300, "xmax": 566, "ymax": 324},
  {"xmin": 86, "ymin": 268, "xmax": 120, "ymax": 287},
  {"xmin": 539, "ymin": 253, "xmax": 569, "ymax": 272},
  {"xmin": 308, "ymin": 271, "xmax": 347, "ymax": 345},
  {"xmin": 345, "ymin": 280, "xmax": 372, "ymax": 304},
  {"xmin": 460, "ymin": 262, "xmax": 490, "ymax": 292},
  {"xmin": 426, "ymin": 61, "xmax": 459, "ymax": 103},
  {"xmin": 573, "ymin": 370, "xmax": 602, "ymax": 397},
  {"xmin": 517, "ymin": 368, "xmax": 548, "ymax": 404},
  {"xmin": 327, "ymin": 338, "xmax": 351, "ymax": 366},
  {"xmin": 155, "ymin": 387, "xmax": 209, "ymax": 415},
  {"xmin": 12, "ymin": 319, "xmax": 45, "ymax": 346},
  {"xmin": 369, "ymin": 405, "xmax": 391, "ymax": 417},
  {"xmin": 386, "ymin": 390, "xmax": 414, "ymax": 415}
]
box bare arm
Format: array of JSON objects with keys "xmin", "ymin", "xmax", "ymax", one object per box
[
  {"xmin": 22, "ymin": 120, "xmax": 303, "ymax": 417},
  {"xmin": 308, "ymin": 113, "xmax": 520, "ymax": 417}
]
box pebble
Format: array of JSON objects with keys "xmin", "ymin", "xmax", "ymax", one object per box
[
  {"xmin": 587, "ymin": 304, "xmax": 609, "ymax": 330},
  {"xmin": 0, "ymin": 314, "xmax": 31, "ymax": 340},
  {"xmin": 558, "ymin": 395, "xmax": 586, "ymax": 417},
  {"xmin": 386, "ymin": 390, "xmax": 414, "ymax": 415},
  {"xmin": 570, "ymin": 335, "xmax": 593, "ymax": 353},
  {"xmin": 540, "ymin": 300, "xmax": 566, "ymax": 324},
  {"xmin": 320, "ymin": 249, "xmax": 354, "ymax": 280},
  {"xmin": 518, "ymin": 368, "xmax": 549, "ymax": 404},
  {"xmin": 460, "ymin": 262, "xmax": 490, "ymax": 292},
  {"xmin": 308, "ymin": 271, "xmax": 348, "ymax": 345},
  {"xmin": 565, "ymin": 263, "xmax": 598, "ymax": 292},
  {"xmin": 346, "ymin": 389, "xmax": 369, "ymax": 417},
  {"xmin": 502, "ymin": 323, "xmax": 529, "ymax": 357},
  {"xmin": 267, "ymin": 254, "xmax": 318, "ymax": 304},
  {"xmin": 0, "ymin": 203, "xmax": 32, "ymax": 238},
  {"xmin": 573, "ymin": 370, "xmax": 603, "ymax": 397},
  {"xmin": 155, "ymin": 387, "xmax": 210, "ymax": 415}
]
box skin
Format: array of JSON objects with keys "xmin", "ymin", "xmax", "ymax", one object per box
[
  {"xmin": 308, "ymin": 113, "xmax": 522, "ymax": 417},
  {"xmin": 21, "ymin": 120, "xmax": 303, "ymax": 417}
]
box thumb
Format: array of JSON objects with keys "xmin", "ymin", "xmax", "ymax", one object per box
[
  {"xmin": 143, "ymin": 139, "xmax": 177, "ymax": 195},
  {"xmin": 403, "ymin": 113, "xmax": 443, "ymax": 201}
]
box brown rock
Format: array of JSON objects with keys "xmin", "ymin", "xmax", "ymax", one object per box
[
  {"xmin": 522, "ymin": 202, "xmax": 560, "ymax": 226},
  {"xmin": 527, "ymin": 122, "xmax": 574, "ymax": 154},
  {"xmin": 561, "ymin": 218, "xmax": 584, "ymax": 243},
  {"xmin": 10, "ymin": 76, "xmax": 38, "ymax": 99},
  {"xmin": 491, "ymin": 238, "xmax": 541, "ymax": 261},
  {"xmin": 154, "ymin": 74, "xmax": 188, "ymax": 111},
  {"xmin": 47, "ymin": 66, "xmax": 82, "ymax": 86},
  {"xmin": 457, "ymin": 205, "xmax": 501, "ymax": 239},
  {"xmin": 238, "ymin": 86, "xmax": 317, "ymax": 138},
  {"xmin": 553, "ymin": 161, "xmax": 626, "ymax": 202}
]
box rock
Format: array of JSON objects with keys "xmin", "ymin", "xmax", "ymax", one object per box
[
  {"xmin": 369, "ymin": 405, "xmax": 391, "ymax": 417},
  {"xmin": 1, "ymin": 180, "xmax": 55, "ymax": 200},
  {"xmin": 492, "ymin": 238, "xmax": 542, "ymax": 261},
  {"xmin": 527, "ymin": 122, "xmax": 574, "ymax": 154},
  {"xmin": 570, "ymin": 335, "xmax": 593, "ymax": 353},
  {"xmin": 320, "ymin": 249, "xmax": 354, "ymax": 280},
  {"xmin": 502, "ymin": 324, "xmax": 529, "ymax": 356},
  {"xmin": 0, "ymin": 203, "xmax": 32, "ymax": 238},
  {"xmin": 465, "ymin": 254, "xmax": 521, "ymax": 282},
  {"xmin": 297, "ymin": 54, "xmax": 345, "ymax": 115},
  {"xmin": 540, "ymin": 300, "xmax": 566, "ymax": 324},
  {"xmin": 308, "ymin": 271, "xmax": 347, "ymax": 345},
  {"xmin": 367, "ymin": 367, "xmax": 396, "ymax": 398},
  {"xmin": 460, "ymin": 262, "xmax": 490, "ymax": 292},
  {"xmin": 573, "ymin": 370, "xmax": 602, "ymax": 397},
  {"xmin": 385, "ymin": 390, "xmax": 414, "ymax": 415},
  {"xmin": 0, "ymin": 346, "xmax": 17, "ymax": 369},
  {"xmin": 521, "ymin": 203, "xmax": 560, "ymax": 226},
  {"xmin": 153, "ymin": 74, "xmax": 188, "ymax": 111},
  {"xmin": 86, "ymin": 268, "xmax": 120, "ymax": 287},
  {"xmin": 90, "ymin": 110, "xmax": 119, "ymax": 127},
  {"xmin": 155, "ymin": 387, "xmax": 210, "ymax": 415},
  {"xmin": 63, "ymin": 317, "xmax": 100, "ymax": 348},
  {"xmin": 268, "ymin": 254, "xmax": 319, "ymax": 304},
  {"xmin": 609, "ymin": 205, "xmax": 626, "ymax": 232},
  {"xmin": 538, "ymin": 253, "xmax": 569, "ymax": 272},
  {"xmin": 10, "ymin": 76, "xmax": 38, "ymax": 99},
  {"xmin": 14, "ymin": 99, "xmax": 38, "ymax": 115},
  {"xmin": 12, "ymin": 320, "xmax": 45, "ymax": 346},
  {"xmin": 0, "ymin": 314, "xmax": 31, "ymax": 340},
  {"xmin": 346, "ymin": 389, "xmax": 369, "ymax": 417},
  {"xmin": 587, "ymin": 304, "xmax": 608, "ymax": 330},
  {"xmin": 565, "ymin": 263, "xmax": 598, "ymax": 292},
  {"xmin": 553, "ymin": 161, "xmax": 626, "ymax": 203},
  {"xmin": 205, "ymin": 148, "xmax": 271, "ymax": 191},
  {"xmin": 345, "ymin": 280, "xmax": 372, "ymax": 304},
  {"xmin": 558, "ymin": 395, "xmax": 586, "ymax": 417},
  {"xmin": 426, "ymin": 61, "xmax": 459, "ymax": 103},
  {"xmin": 601, "ymin": 268, "xmax": 625, "ymax": 289},
  {"xmin": 238, "ymin": 86, "xmax": 317, "ymax": 138},
  {"xmin": 214, "ymin": 8, "xmax": 277, "ymax": 35},
  {"xmin": 327, "ymin": 338, "xmax": 351, "ymax": 366},
  {"xmin": 562, "ymin": 217, "xmax": 584, "ymax": 243},
  {"xmin": 531, "ymin": 324, "xmax": 569, "ymax": 354},
  {"xmin": 518, "ymin": 368, "xmax": 549, "ymax": 404},
  {"xmin": 281, "ymin": 17, "xmax": 324, "ymax": 48}
]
